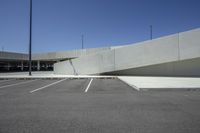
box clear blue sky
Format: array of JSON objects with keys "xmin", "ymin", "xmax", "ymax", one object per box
[{"xmin": 0, "ymin": 0, "xmax": 200, "ymax": 53}]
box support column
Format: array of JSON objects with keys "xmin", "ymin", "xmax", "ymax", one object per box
[
  {"xmin": 37, "ymin": 61, "xmax": 40, "ymax": 71},
  {"xmin": 45, "ymin": 63, "xmax": 48, "ymax": 70},
  {"xmin": 7, "ymin": 62, "xmax": 10, "ymax": 71},
  {"xmin": 21, "ymin": 61, "xmax": 24, "ymax": 71}
]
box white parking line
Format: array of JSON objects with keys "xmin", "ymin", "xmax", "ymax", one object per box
[
  {"xmin": 84, "ymin": 78, "xmax": 93, "ymax": 92},
  {"xmin": 0, "ymin": 80, "xmax": 36, "ymax": 89},
  {"xmin": 30, "ymin": 78, "xmax": 67, "ymax": 93}
]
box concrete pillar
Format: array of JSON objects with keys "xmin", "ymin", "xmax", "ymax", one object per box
[
  {"xmin": 46, "ymin": 63, "xmax": 48, "ymax": 70},
  {"xmin": 21, "ymin": 61, "xmax": 24, "ymax": 71},
  {"xmin": 37, "ymin": 61, "xmax": 40, "ymax": 71},
  {"xmin": 7, "ymin": 62, "xmax": 10, "ymax": 71}
]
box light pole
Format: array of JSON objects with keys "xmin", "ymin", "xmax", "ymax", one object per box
[
  {"xmin": 150, "ymin": 25, "xmax": 152, "ymax": 40},
  {"xmin": 29, "ymin": 0, "xmax": 32, "ymax": 76},
  {"xmin": 81, "ymin": 34, "xmax": 84, "ymax": 49}
]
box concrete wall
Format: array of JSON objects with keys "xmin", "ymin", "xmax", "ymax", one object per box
[
  {"xmin": 54, "ymin": 28, "xmax": 200, "ymax": 76},
  {"xmin": 179, "ymin": 29, "xmax": 200, "ymax": 60},
  {"xmin": 0, "ymin": 47, "xmax": 111, "ymax": 61},
  {"xmin": 54, "ymin": 50, "xmax": 115, "ymax": 75},
  {"xmin": 0, "ymin": 51, "xmax": 28, "ymax": 61},
  {"xmin": 114, "ymin": 34, "xmax": 179, "ymax": 70},
  {"xmin": 106, "ymin": 57, "xmax": 200, "ymax": 76},
  {"xmin": 32, "ymin": 47, "xmax": 111, "ymax": 61}
]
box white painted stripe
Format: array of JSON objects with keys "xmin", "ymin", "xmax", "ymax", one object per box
[
  {"xmin": 84, "ymin": 78, "xmax": 93, "ymax": 92},
  {"xmin": 30, "ymin": 78, "xmax": 67, "ymax": 93},
  {"xmin": 0, "ymin": 80, "xmax": 36, "ymax": 89}
]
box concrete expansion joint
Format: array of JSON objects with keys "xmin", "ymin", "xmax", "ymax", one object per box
[{"xmin": 117, "ymin": 77, "xmax": 140, "ymax": 91}]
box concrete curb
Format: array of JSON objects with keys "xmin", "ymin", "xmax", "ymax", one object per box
[
  {"xmin": 0, "ymin": 75, "xmax": 117, "ymax": 80},
  {"xmin": 117, "ymin": 76, "xmax": 200, "ymax": 91},
  {"xmin": 140, "ymin": 87, "xmax": 200, "ymax": 91}
]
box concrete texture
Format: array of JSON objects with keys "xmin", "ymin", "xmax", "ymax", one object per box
[
  {"xmin": 32, "ymin": 47, "xmax": 111, "ymax": 61},
  {"xmin": 0, "ymin": 51, "xmax": 28, "ymax": 61},
  {"xmin": 0, "ymin": 79, "xmax": 200, "ymax": 133},
  {"xmin": 107, "ymin": 57, "xmax": 200, "ymax": 76},
  {"xmin": 54, "ymin": 28, "xmax": 200, "ymax": 76},
  {"xmin": 179, "ymin": 29, "xmax": 200, "ymax": 60},
  {"xmin": 118, "ymin": 76, "xmax": 200, "ymax": 91},
  {"xmin": 0, "ymin": 47, "xmax": 111, "ymax": 61},
  {"xmin": 0, "ymin": 47, "xmax": 111, "ymax": 72}
]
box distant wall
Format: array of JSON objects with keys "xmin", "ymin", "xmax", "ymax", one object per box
[
  {"xmin": 32, "ymin": 47, "xmax": 111, "ymax": 61},
  {"xmin": 54, "ymin": 28, "xmax": 200, "ymax": 76},
  {"xmin": 0, "ymin": 52, "xmax": 28, "ymax": 61}
]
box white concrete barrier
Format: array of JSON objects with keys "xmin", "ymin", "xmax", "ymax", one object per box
[{"xmin": 54, "ymin": 28, "xmax": 200, "ymax": 76}]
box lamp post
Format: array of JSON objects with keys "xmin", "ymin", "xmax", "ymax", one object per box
[
  {"xmin": 150, "ymin": 25, "xmax": 152, "ymax": 40},
  {"xmin": 29, "ymin": 0, "xmax": 32, "ymax": 76},
  {"xmin": 81, "ymin": 34, "xmax": 84, "ymax": 49}
]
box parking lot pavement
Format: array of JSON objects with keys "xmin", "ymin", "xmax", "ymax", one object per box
[
  {"xmin": 0, "ymin": 79, "xmax": 200, "ymax": 133},
  {"xmin": 32, "ymin": 79, "xmax": 89, "ymax": 94},
  {"xmin": 0, "ymin": 79, "xmax": 60, "ymax": 96},
  {"xmin": 0, "ymin": 80, "xmax": 12, "ymax": 83},
  {"xmin": 0, "ymin": 79, "xmax": 27, "ymax": 87}
]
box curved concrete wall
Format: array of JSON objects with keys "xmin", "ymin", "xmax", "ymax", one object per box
[
  {"xmin": 0, "ymin": 47, "xmax": 111, "ymax": 61},
  {"xmin": 105, "ymin": 57, "xmax": 200, "ymax": 76},
  {"xmin": 54, "ymin": 28, "xmax": 200, "ymax": 76},
  {"xmin": 32, "ymin": 47, "xmax": 111, "ymax": 61}
]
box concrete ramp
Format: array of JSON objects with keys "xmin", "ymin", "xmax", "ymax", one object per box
[
  {"xmin": 118, "ymin": 76, "xmax": 200, "ymax": 91},
  {"xmin": 54, "ymin": 28, "xmax": 200, "ymax": 76}
]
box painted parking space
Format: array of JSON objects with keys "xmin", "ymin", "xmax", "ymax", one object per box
[
  {"xmin": 0, "ymin": 80, "xmax": 37, "ymax": 89},
  {"xmin": 0, "ymin": 79, "xmax": 60, "ymax": 96},
  {"xmin": 30, "ymin": 79, "xmax": 67, "ymax": 93},
  {"xmin": 0, "ymin": 79, "xmax": 13, "ymax": 83},
  {"xmin": 0, "ymin": 78, "xmax": 200, "ymax": 133},
  {"xmin": 0, "ymin": 79, "xmax": 27, "ymax": 87},
  {"xmin": 31, "ymin": 78, "xmax": 89, "ymax": 94},
  {"xmin": 28, "ymin": 78, "xmax": 134, "ymax": 94}
]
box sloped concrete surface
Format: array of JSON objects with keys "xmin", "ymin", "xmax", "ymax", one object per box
[
  {"xmin": 54, "ymin": 28, "xmax": 200, "ymax": 76},
  {"xmin": 118, "ymin": 76, "xmax": 200, "ymax": 91}
]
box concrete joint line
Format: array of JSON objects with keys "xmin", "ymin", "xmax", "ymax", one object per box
[
  {"xmin": 84, "ymin": 78, "xmax": 93, "ymax": 92},
  {"xmin": 0, "ymin": 80, "xmax": 37, "ymax": 89},
  {"xmin": 30, "ymin": 78, "xmax": 67, "ymax": 93},
  {"xmin": 117, "ymin": 77, "xmax": 140, "ymax": 91}
]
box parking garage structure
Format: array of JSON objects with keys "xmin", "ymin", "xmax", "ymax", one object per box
[
  {"xmin": 0, "ymin": 51, "xmax": 55, "ymax": 72},
  {"xmin": 0, "ymin": 47, "xmax": 111, "ymax": 72}
]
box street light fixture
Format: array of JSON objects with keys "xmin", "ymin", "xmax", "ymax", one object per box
[
  {"xmin": 150, "ymin": 25, "xmax": 153, "ymax": 40},
  {"xmin": 29, "ymin": 0, "xmax": 32, "ymax": 76},
  {"xmin": 81, "ymin": 34, "xmax": 84, "ymax": 49}
]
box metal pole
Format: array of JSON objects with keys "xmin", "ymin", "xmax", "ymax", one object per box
[
  {"xmin": 81, "ymin": 35, "xmax": 84, "ymax": 49},
  {"xmin": 150, "ymin": 25, "xmax": 152, "ymax": 40},
  {"xmin": 29, "ymin": 0, "xmax": 32, "ymax": 76}
]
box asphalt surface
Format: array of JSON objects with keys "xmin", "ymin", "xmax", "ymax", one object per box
[{"xmin": 0, "ymin": 78, "xmax": 200, "ymax": 133}]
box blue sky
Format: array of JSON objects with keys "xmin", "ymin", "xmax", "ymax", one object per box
[{"xmin": 0, "ymin": 0, "xmax": 200, "ymax": 53}]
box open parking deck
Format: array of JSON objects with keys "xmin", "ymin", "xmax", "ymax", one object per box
[{"xmin": 0, "ymin": 79, "xmax": 200, "ymax": 133}]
